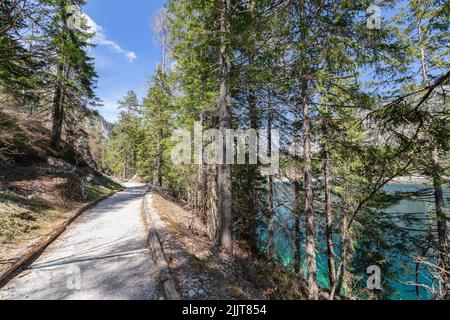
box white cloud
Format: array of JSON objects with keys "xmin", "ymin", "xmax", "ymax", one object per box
[
  {"xmin": 83, "ymin": 14, "xmax": 137, "ymax": 63},
  {"xmin": 126, "ymin": 52, "xmax": 137, "ymax": 63}
]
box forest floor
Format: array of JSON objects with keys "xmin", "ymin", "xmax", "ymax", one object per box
[{"xmin": 150, "ymin": 191, "xmax": 313, "ymax": 300}]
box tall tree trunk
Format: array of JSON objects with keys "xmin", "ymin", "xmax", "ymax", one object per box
[
  {"xmin": 322, "ymin": 113, "xmax": 336, "ymax": 290},
  {"xmin": 50, "ymin": 63, "xmax": 64, "ymax": 152},
  {"xmin": 162, "ymin": 36, "xmax": 167, "ymax": 74},
  {"xmin": 293, "ymin": 97, "xmax": 302, "ymax": 274},
  {"xmin": 417, "ymin": 10, "xmax": 428, "ymax": 87},
  {"xmin": 153, "ymin": 129, "xmax": 163, "ymax": 187},
  {"xmin": 124, "ymin": 152, "xmax": 129, "ymax": 179},
  {"xmin": 243, "ymin": 82, "xmax": 258, "ymax": 252},
  {"xmin": 336, "ymin": 212, "xmax": 349, "ymax": 296},
  {"xmin": 243, "ymin": 0, "xmax": 259, "ymax": 254},
  {"xmin": 196, "ymin": 163, "xmax": 207, "ymax": 221},
  {"xmin": 207, "ymin": 164, "xmax": 219, "ymax": 241},
  {"xmin": 217, "ymin": 0, "xmax": 233, "ymax": 253},
  {"xmin": 294, "ymin": 179, "xmax": 302, "ymax": 274},
  {"xmin": 196, "ymin": 113, "xmax": 207, "ymax": 222},
  {"xmin": 302, "ymin": 79, "xmax": 319, "ymax": 300},
  {"xmin": 267, "ymin": 110, "xmax": 274, "ymax": 259},
  {"xmin": 51, "ymin": 3, "xmax": 68, "ymax": 152},
  {"xmin": 156, "ymin": 129, "xmax": 164, "ymax": 187},
  {"xmin": 417, "ymin": 14, "xmax": 449, "ymax": 296},
  {"xmin": 203, "ymin": 114, "xmax": 220, "ymax": 241},
  {"xmin": 268, "ymin": 174, "xmax": 274, "ymax": 259},
  {"xmin": 298, "ymin": 0, "xmax": 318, "ymax": 298},
  {"xmin": 432, "ymin": 152, "xmax": 449, "ymax": 296},
  {"xmin": 330, "ymin": 211, "xmax": 350, "ymax": 300}
]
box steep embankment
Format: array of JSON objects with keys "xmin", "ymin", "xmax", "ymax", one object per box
[
  {"xmin": 148, "ymin": 189, "xmax": 316, "ymax": 300},
  {"xmin": 0, "ymin": 107, "xmax": 122, "ymax": 274}
]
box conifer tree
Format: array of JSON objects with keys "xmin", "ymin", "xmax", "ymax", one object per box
[{"xmin": 43, "ymin": 0, "xmax": 97, "ymax": 151}]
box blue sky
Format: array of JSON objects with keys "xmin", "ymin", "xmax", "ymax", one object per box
[{"xmin": 83, "ymin": 0, "xmax": 166, "ymax": 122}]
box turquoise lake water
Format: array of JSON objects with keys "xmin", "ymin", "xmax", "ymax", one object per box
[{"xmin": 258, "ymin": 182, "xmax": 450, "ymax": 300}]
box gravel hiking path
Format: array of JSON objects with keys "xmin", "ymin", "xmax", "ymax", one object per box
[{"xmin": 0, "ymin": 183, "xmax": 159, "ymax": 300}]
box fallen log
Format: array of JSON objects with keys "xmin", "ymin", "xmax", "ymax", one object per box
[{"xmin": 141, "ymin": 192, "xmax": 181, "ymax": 301}]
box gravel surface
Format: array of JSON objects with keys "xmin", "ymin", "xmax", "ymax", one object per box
[{"xmin": 0, "ymin": 183, "xmax": 158, "ymax": 300}]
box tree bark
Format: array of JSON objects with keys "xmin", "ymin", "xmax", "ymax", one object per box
[
  {"xmin": 330, "ymin": 211, "xmax": 349, "ymax": 300},
  {"xmin": 195, "ymin": 113, "xmax": 208, "ymax": 222},
  {"xmin": 196, "ymin": 163, "xmax": 207, "ymax": 221},
  {"xmin": 322, "ymin": 114, "xmax": 337, "ymax": 290},
  {"xmin": 124, "ymin": 152, "xmax": 129, "ymax": 179},
  {"xmin": 302, "ymin": 79, "xmax": 319, "ymax": 300},
  {"xmin": 240, "ymin": 0, "xmax": 259, "ymax": 253},
  {"xmin": 297, "ymin": 0, "xmax": 318, "ymax": 299},
  {"xmin": 50, "ymin": 2, "xmax": 69, "ymax": 152},
  {"xmin": 243, "ymin": 83, "xmax": 258, "ymax": 252},
  {"xmin": 293, "ymin": 98, "xmax": 302, "ymax": 274},
  {"xmin": 267, "ymin": 110, "xmax": 274, "ymax": 259},
  {"xmin": 50, "ymin": 63, "xmax": 64, "ymax": 152},
  {"xmin": 432, "ymin": 153, "xmax": 449, "ymax": 296},
  {"xmin": 217, "ymin": 0, "xmax": 232, "ymax": 254},
  {"xmin": 155, "ymin": 128, "xmax": 164, "ymax": 187},
  {"xmin": 207, "ymin": 164, "xmax": 219, "ymax": 241},
  {"xmin": 294, "ymin": 179, "xmax": 302, "ymax": 274},
  {"xmin": 268, "ymin": 174, "xmax": 274, "ymax": 259},
  {"xmin": 336, "ymin": 212, "xmax": 349, "ymax": 296},
  {"xmin": 417, "ymin": 13, "xmax": 449, "ymax": 296}
]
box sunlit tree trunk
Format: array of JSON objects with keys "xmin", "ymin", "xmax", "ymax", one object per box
[
  {"xmin": 155, "ymin": 128, "xmax": 164, "ymax": 187},
  {"xmin": 417, "ymin": 13, "xmax": 449, "ymax": 295},
  {"xmin": 432, "ymin": 152, "xmax": 449, "ymax": 295},
  {"xmin": 51, "ymin": 62, "xmax": 65, "ymax": 151},
  {"xmin": 302, "ymin": 78, "xmax": 319, "ymax": 300},
  {"xmin": 299, "ymin": 0, "xmax": 318, "ymax": 300},
  {"xmin": 217, "ymin": 0, "xmax": 233, "ymax": 254}
]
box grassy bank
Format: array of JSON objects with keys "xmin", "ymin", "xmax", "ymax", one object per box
[{"xmin": 0, "ymin": 169, "xmax": 123, "ymax": 269}]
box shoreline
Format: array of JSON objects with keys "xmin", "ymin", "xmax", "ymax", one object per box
[
  {"xmin": 390, "ymin": 176, "xmax": 432, "ymax": 185},
  {"xmin": 276, "ymin": 176, "xmax": 434, "ymax": 185}
]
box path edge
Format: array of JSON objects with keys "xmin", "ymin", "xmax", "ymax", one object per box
[
  {"xmin": 142, "ymin": 189, "xmax": 181, "ymax": 301},
  {"xmin": 0, "ymin": 187, "xmax": 125, "ymax": 288}
]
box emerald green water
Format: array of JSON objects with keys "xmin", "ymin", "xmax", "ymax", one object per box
[{"xmin": 258, "ymin": 182, "xmax": 450, "ymax": 300}]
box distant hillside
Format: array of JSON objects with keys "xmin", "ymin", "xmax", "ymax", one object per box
[
  {"xmin": 79, "ymin": 111, "xmax": 114, "ymax": 169},
  {"xmin": 87, "ymin": 111, "xmax": 114, "ymax": 140},
  {"xmin": 0, "ymin": 105, "xmax": 107, "ymax": 169}
]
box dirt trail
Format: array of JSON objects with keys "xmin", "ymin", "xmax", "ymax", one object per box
[{"xmin": 0, "ymin": 183, "xmax": 158, "ymax": 300}]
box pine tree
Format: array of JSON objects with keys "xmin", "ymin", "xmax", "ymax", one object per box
[
  {"xmin": 391, "ymin": 0, "xmax": 450, "ymax": 298},
  {"xmin": 142, "ymin": 67, "xmax": 173, "ymax": 187},
  {"xmin": 0, "ymin": 0, "xmax": 42, "ymax": 104},
  {"xmin": 43, "ymin": 0, "xmax": 97, "ymax": 151}
]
